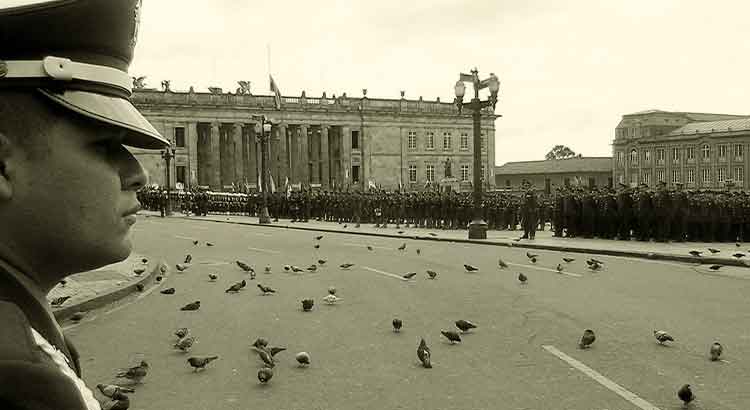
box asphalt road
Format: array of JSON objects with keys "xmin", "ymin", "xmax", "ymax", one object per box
[{"xmin": 66, "ymin": 215, "xmax": 750, "ymax": 410}]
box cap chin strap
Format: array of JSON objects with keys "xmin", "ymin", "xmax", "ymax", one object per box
[{"xmin": 0, "ymin": 56, "xmax": 132, "ymax": 96}]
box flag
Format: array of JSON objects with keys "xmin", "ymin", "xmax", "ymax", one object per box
[
  {"xmin": 270, "ymin": 175, "xmax": 276, "ymax": 193},
  {"xmin": 269, "ymin": 75, "xmax": 281, "ymax": 110},
  {"xmin": 368, "ymin": 180, "xmax": 377, "ymax": 190},
  {"xmin": 257, "ymin": 172, "xmax": 262, "ymax": 193}
]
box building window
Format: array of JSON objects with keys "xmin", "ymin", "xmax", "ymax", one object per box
[
  {"xmin": 408, "ymin": 131, "xmax": 417, "ymax": 150},
  {"xmin": 481, "ymin": 132, "xmax": 486, "ymax": 151},
  {"xmin": 718, "ymin": 167, "xmax": 727, "ymax": 183},
  {"xmin": 618, "ymin": 174, "xmax": 624, "ymax": 184},
  {"xmin": 672, "ymin": 147, "xmax": 680, "ymax": 163},
  {"xmin": 426, "ymin": 132, "xmax": 435, "ymax": 150},
  {"xmin": 630, "ymin": 149, "xmax": 638, "ymax": 165},
  {"xmin": 687, "ymin": 169, "xmax": 695, "ymax": 184},
  {"xmin": 734, "ymin": 144, "xmax": 743, "ymax": 160},
  {"xmin": 564, "ymin": 178, "xmax": 571, "ymax": 187},
  {"xmin": 351, "ymin": 130, "xmax": 360, "ymax": 150},
  {"xmin": 617, "ymin": 151, "xmax": 624, "ymax": 166},
  {"xmin": 176, "ymin": 165, "xmax": 186, "ymax": 184},
  {"xmin": 426, "ymin": 164, "xmax": 435, "ymax": 182},
  {"xmin": 735, "ymin": 167, "xmax": 744, "ymax": 182},
  {"xmin": 174, "ymin": 127, "xmax": 185, "ymax": 147},
  {"xmin": 443, "ymin": 132, "xmax": 452, "ymax": 150},
  {"xmin": 481, "ymin": 165, "xmax": 485, "ymax": 181},
  {"xmin": 505, "ymin": 179, "xmax": 511, "ymax": 187},
  {"xmin": 460, "ymin": 164, "xmax": 470, "ymax": 182},
  {"xmin": 672, "ymin": 169, "xmax": 680, "ymax": 184},
  {"xmin": 701, "ymin": 168, "xmax": 711, "ymax": 185},
  {"xmin": 408, "ymin": 165, "xmax": 417, "ymax": 183},
  {"xmin": 351, "ymin": 165, "xmax": 360, "ymax": 183},
  {"xmin": 687, "ymin": 146, "xmax": 695, "ymax": 161},
  {"xmin": 656, "ymin": 148, "xmax": 665, "ymax": 164},
  {"xmin": 702, "ymin": 144, "xmax": 710, "ymax": 160},
  {"xmin": 656, "ymin": 169, "xmax": 665, "ymax": 183},
  {"xmin": 718, "ymin": 145, "xmax": 728, "ymax": 159},
  {"xmin": 629, "ymin": 173, "xmax": 637, "ymax": 186},
  {"xmin": 643, "ymin": 150, "xmax": 651, "ymax": 163},
  {"xmin": 460, "ymin": 133, "xmax": 469, "ymax": 150},
  {"xmin": 642, "ymin": 170, "xmax": 651, "ymax": 185}
]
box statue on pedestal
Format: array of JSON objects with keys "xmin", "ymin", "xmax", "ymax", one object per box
[{"xmin": 444, "ymin": 157, "xmax": 453, "ymax": 179}]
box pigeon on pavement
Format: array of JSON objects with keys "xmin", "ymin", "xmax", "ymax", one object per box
[
  {"xmin": 318, "ymin": 259, "xmax": 327, "ymax": 265},
  {"xmin": 250, "ymin": 346, "xmax": 275, "ymax": 368},
  {"xmin": 526, "ymin": 252, "xmax": 538, "ymax": 259},
  {"xmin": 709, "ymin": 341, "xmax": 723, "ymax": 361},
  {"xmin": 579, "ymin": 329, "xmax": 596, "ymax": 349},
  {"xmin": 50, "ymin": 296, "xmax": 71, "ymax": 307},
  {"xmin": 160, "ymin": 287, "xmax": 175, "ymax": 295},
  {"xmin": 174, "ymin": 336, "xmax": 196, "ymax": 352},
  {"xmin": 187, "ymin": 355, "xmax": 218, "ymax": 372},
  {"xmin": 518, "ymin": 273, "xmax": 527, "ymax": 284},
  {"xmin": 530, "ymin": 257, "xmax": 537, "ymax": 264},
  {"xmin": 589, "ymin": 258, "xmax": 605, "ymax": 265},
  {"xmin": 327, "ymin": 286, "xmax": 337, "ymax": 295},
  {"xmin": 58, "ymin": 279, "xmax": 67, "ymax": 287},
  {"xmin": 688, "ymin": 250, "xmax": 702, "ymax": 257},
  {"xmin": 284, "ymin": 265, "xmax": 291, "ymax": 271},
  {"xmin": 588, "ymin": 262, "xmax": 602, "ymax": 271},
  {"xmin": 180, "ymin": 301, "xmax": 200, "ymax": 311},
  {"xmin": 258, "ymin": 367, "xmax": 274, "ymax": 383},
  {"xmin": 426, "ymin": 270, "xmax": 438, "ymax": 279},
  {"xmin": 392, "ymin": 318, "xmax": 402, "ymax": 332},
  {"xmin": 155, "ymin": 276, "xmax": 163, "ymax": 282},
  {"xmin": 236, "ymin": 261, "xmax": 253, "ymax": 272},
  {"xmin": 322, "ymin": 294, "xmax": 341, "ymax": 305},
  {"xmin": 416, "ymin": 248, "xmax": 421, "ymax": 255},
  {"xmin": 707, "ymin": 248, "xmax": 720, "ymax": 254},
  {"xmin": 141, "ymin": 258, "xmax": 148, "ymax": 264},
  {"xmin": 208, "ymin": 274, "xmax": 218, "ymax": 281},
  {"xmin": 175, "ymin": 263, "xmax": 189, "ymax": 272},
  {"xmin": 301, "ymin": 298, "xmax": 314, "ymax": 311},
  {"xmin": 225, "ymin": 283, "xmax": 243, "ymax": 293},
  {"xmin": 96, "ymin": 384, "xmax": 135, "ymax": 398},
  {"xmin": 252, "ymin": 338, "xmax": 269, "ymax": 350},
  {"xmin": 455, "ymin": 320, "xmax": 477, "ymax": 332},
  {"xmin": 313, "ymin": 244, "xmax": 320, "ymax": 249},
  {"xmin": 175, "ymin": 328, "xmax": 189, "ymax": 338},
  {"xmin": 441, "ymin": 330, "xmax": 461, "ymax": 344},
  {"xmin": 206, "ymin": 242, "xmax": 214, "ymax": 247},
  {"xmin": 677, "ymin": 384, "xmax": 694, "ymax": 407},
  {"xmin": 291, "ymin": 266, "xmax": 305, "ymax": 273},
  {"xmin": 314, "ymin": 235, "xmax": 324, "ymax": 241},
  {"xmin": 238, "ymin": 279, "xmax": 247, "ymax": 289},
  {"xmin": 99, "ymin": 390, "xmax": 130, "ymax": 410},
  {"xmin": 257, "ymin": 284, "xmax": 276, "ymax": 295},
  {"xmin": 498, "ymin": 258, "xmax": 509, "ymax": 269},
  {"xmin": 563, "ymin": 257, "xmax": 575, "ymax": 263},
  {"xmin": 398, "ymin": 243, "xmax": 407, "ymax": 251},
  {"xmin": 295, "ymin": 352, "xmax": 311, "ymax": 367},
  {"xmin": 268, "ymin": 347, "xmax": 286, "ymax": 357},
  {"xmin": 307, "ymin": 264, "xmax": 318, "ymax": 272},
  {"xmin": 428, "ymin": 232, "xmax": 438, "ymax": 237},
  {"xmin": 70, "ymin": 311, "xmax": 86, "ymax": 322},
  {"xmin": 193, "ymin": 240, "xmax": 199, "ymax": 245},
  {"xmin": 402, "ymin": 272, "xmax": 417, "ymax": 280},
  {"xmin": 733, "ymin": 252, "xmax": 745, "ymax": 259},
  {"xmin": 135, "ymin": 283, "xmax": 144, "ymax": 292},
  {"xmin": 184, "ymin": 254, "xmax": 192, "ymax": 264},
  {"xmin": 340, "ymin": 263, "xmax": 355, "ymax": 269},
  {"xmin": 133, "ymin": 267, "xmax": 146, "ymax": 275},
  {"xmin": 654, "ymin": 330, "xmax": 675, "ymax": 344},
  {"xmin": 115, "ymin": 361, "xmax": 149, "ymax": 383},
  {"xmin": 264, "ymin": 265, "xmax": 272, "ymax": 274},
  {"xmin": 417, "ymin": 338, "xmax": 432, "ymax": 368},
  {"xmin": 708, "ymin": 264, "xmax": 723, "ymax": 271},
  {"xmin": 556, "ymin": 264, "xmax": 563, "ymax": 273},
  {"xmin": 464, "ymin": 264, "xmax": 479, "ymax": 272}
]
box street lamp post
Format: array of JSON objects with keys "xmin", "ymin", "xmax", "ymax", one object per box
[
  {"xmin": 253, "ymin": 115, "xmax": 272, "ymax": 224},
  {"xmin": 454, "ymin": 68, "xmax": 500, "ymax": 239},
  {"xmin": 161, "ymin": 146, "xmax": 176, "ymax": 216}
]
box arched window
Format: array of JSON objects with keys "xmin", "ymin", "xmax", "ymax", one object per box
[
  {"xmin": 702, "ymin": 144, "xmax": 710, "ymax": 160},
  {"xmin": 630, "ymin": 149, "xmax": 638, "ymax": 164}
]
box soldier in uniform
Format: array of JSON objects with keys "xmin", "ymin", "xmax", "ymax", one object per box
[{"xmin": 0, "ymin": 1, "xmax": 169, "ymax": 409}]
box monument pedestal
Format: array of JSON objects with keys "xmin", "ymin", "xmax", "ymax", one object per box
[{"xmin": 439, "ymin": 177, "xmax": 459, "ymax": 192}]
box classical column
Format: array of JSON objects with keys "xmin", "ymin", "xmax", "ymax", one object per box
[
  {"xmin": 277, "ymin": 123, "xmax": 288, "ymax": 186},
  {"xmin": 341, "ymin": 125, "xmax": 351, "ymax": 186},
  {"xmin": 246, "ymin": 124, "xmax": 257, "ymax": 188},
  {"xmin": 299, "ymin": 124, "xmax": 309, "ymax": 185},
  {"xmin": 362, "ymin": 124, "xmax": 370, "ymax": 189},
  {"xmin": 233, "ymin": 123, "xmax": 244, "ymax": 188},
  {"xmin": 487, "ymin": 128, "xmax": 495, "ymax": 189},
  {"xmin": 310, "ymin": 127, "xmax": 319, "ymax": 184},
  {"xmin": 210, "ymin": 122, "xmax": 221, "ymax": 190},
  {"xmin": 321, "ymin": 125, "xmax": 330, "ymax": 189},
  {"xmin": 399, "ymin": 127, "xmax": 407, "ymax": 189},
  {"xmin": 187, "ymin": 122, "xmax": 198, "ymax": 189}
]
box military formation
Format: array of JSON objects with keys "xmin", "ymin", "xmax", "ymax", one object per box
[{"xmin": 138, "ymin": 182, "xmax": 750, "ymax": 243}]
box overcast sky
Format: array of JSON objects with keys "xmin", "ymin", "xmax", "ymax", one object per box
[{"xmin": 130, "ymin": 0, "xmax": 750, "ymax": 166}]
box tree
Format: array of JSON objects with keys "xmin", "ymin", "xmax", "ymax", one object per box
[{"xmin": 545, "ymin": 145, "xmax": 577, "ymax": 160}]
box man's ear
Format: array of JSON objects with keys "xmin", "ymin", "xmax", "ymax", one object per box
[{"xmin": 0, "ymin": 132, "xmax": 15, "ymax": 200}]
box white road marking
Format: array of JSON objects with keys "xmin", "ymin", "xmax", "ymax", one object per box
[
  {"xmin": 542, "ymin": 345, "xmax": 661, "ymax": 410},
  {"xmin": 342, "ymin": 242, "xmax": 393, "ymax": 250},
  {"xmin": 198, "ymin": 261, "xmax": 230, "ymax": 266},
  {"xmin": 245, "ymin": 231, "xmax": 272, "ymax": 237},
  {"xmin": 174, "ymin": 235, "xmax": 197, "ymax": 240},
  {"xmin": 136, "ymin": 283, "xmax": 164, "ymax": 300},
  {"xmin": 362, "ymin": 266, "xmax": 409, "ymax": 281},
  {"xmin": 506, "ymin": 262, "xmax": 582, "ymax": 277},
  {"xmin": 247, "ymin": 246, "xmax": 281, "ymax": 254}
]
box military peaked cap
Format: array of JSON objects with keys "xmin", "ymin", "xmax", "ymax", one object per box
[{"xmin": 0, "ymin": 0, "xmax": 169, "ymax": 149}]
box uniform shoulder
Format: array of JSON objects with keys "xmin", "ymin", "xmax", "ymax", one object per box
[{"xmin": 0, "ymin": 301, "xmax": 37, "ymax": 363}]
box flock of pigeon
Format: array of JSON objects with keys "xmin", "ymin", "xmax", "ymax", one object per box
[{"xmin": 75, "ymin": 234, "xmax": 736, "ymax": 409}]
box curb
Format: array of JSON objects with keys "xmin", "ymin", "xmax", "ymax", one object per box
[
  {"xmin": 164, "ymin": 214, "xmax": 750, "ymax": 268},
  {"xmin": 53, "ymin": 261, "xmax": 167, "ymax": 321}
]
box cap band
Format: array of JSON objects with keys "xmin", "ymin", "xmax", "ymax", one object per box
[{"xmin": 0, "ymin": 56, "xmax": 132, "ymax": 96}]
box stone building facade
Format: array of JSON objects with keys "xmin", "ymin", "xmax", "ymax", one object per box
[
  {"xmin": 129, "ymin": 89, "xmax": 497, "ymax": 192},
  {"xmin": 494, "ymin": 157, "xmax": 613, "ymax": 194},
  {"xmin": 612, "ymin": 110, "xmax": 750, "ymax": 189}
]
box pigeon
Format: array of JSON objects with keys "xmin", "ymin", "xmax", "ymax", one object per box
[
  {"xmin": 184, "ymin": 254, "xmax": 192, "ymax": 264},
  {"xmin": 225, "ymin": 283, "xmax": 243, "ymax": 293},
  {"xmin": 398, "ymin": 243, "xmax": 407, "ymax": 251},
  {"xmin": 257, "ymin": 284, "xmax": 276, "ymax": 295},
  {"xmin": 160, "ymin": 287, "xmax": 176, "ymax": 295},
  {"xmin": 268, "ymin": 347, "xmax": 286, "ymax": 357},
  {"xmin": 556, "ymin": 264, "xmax": 563, "ymax": 273},
  {"xmin": 208, "ymin": 274, "xmax": 218, "ymax": 281},
  {"xmin": 343, "ymin": 224, "xmax": 348, "ymax": 228},
  {"xmin": 367, "ymin": 245, "xmax": 374, "ymax": 251},
  {"xmin": 417, "ymin": 338, "xmax": 432, "ymax": 368},
  {"xmin": 588, "ymin": 262, "xmax": 602, "ymax": 271},
  {"xmin": 455, "ymin": 320, "xmax": 477, "ymax": 333},
  {"xmin": 135, "ymin": 283, "xmax": 144, "ymax": 292},
  {"xmin": 441, "ymin": 330, "xmax": 461, "ymax": 344},
  {"xmin": 314, "ymin": 244, "xmax": 320, "ymax": 249},
  {"xmin": 654, "ymin": 330, "xmax": 674, "ymax": 344},
  {"xmin": 175, "ymin": 263, "xmax": 189, "ymax": 272},
  {"xmin": 426, "ymin": 270, "xmax": 438, "ymax": 279},
  {"xmin": 498, "ymin": 258, "xmax": 509, "ymax": 269},
  {"xmin": 193, "ymin": 240, "xmax": 199, "ymax": 245},
  {"xmin": 50, "ymin": 296, "xmax": 71, "ymax": 307},
  {"xmin": 284, "ymin": 265, "xmax": 291, "ymax": 271},
  {"xmin": 707, "ymin": 248, "xmax": 720, "ymax": 254},
  {"xmin": 392, "ymin": 318, "xmax": 402, "ymax": 332},
  {"xmin": 264, "ymin": 265, "xmax": 272, "ymax": 274},
  {"xmin": 141, "ymin": 258, "xmax": 148, "ymax": 264},
  {"xmin": 307, "ymin": 264, "xmax": 317, "ymax": 272},
  {"xmin": 250, "ymin": 346, "xmax": 275, "ymax": 368},
  {"xmin": 291, "ymin": 265, "xmax": 305, "ymax": 273},
  {"xmin": 318, "ymin": 259, "xmax": 327, "ymax": 265},
  {"xmin": 252, "ymin": 338, "xmax": 269, "ymax": 349},
  {"xmin": 174, "ymin": 336, "xmax": 196, "ymax": 352},
  {"xmin": 206, "ymin": 242, "xmax": 214, "ymax": 247},
  {"xmin": 708, "ymin": 264, "xmax": 722, "ymax": 271},
  {"xmin": 187, "ymin": 355, "xmax": 218, "ymax": 372},
  {"xmin": 96, "ymin": 384, "xmax": 135, "ymax": 398},
  {"xmin": 236, "ymin": 261, "xmax": 253, "ymax": 272},
  {"xmin": 402, "ymin": 272, "xmax": 417, "ymax": 280},
  {"xmin": 464, "ymin": 264, "xmax": 479, "ymax": 272},
  {"xmin": 709, "ymin": 341, "xmax": 723, "ymax": 361},
  {"xmin": 155, "ymin": 276, "xmax": 163, "ymax": 282},
  {"xmin": 174, "ymin": 327, "xmax": 189, "ymax": 338},
  {"xmin": 258, "ymin": 367, "xmax": 274, "ymax": 383},
  {"xmin": 677, "ymin": 384, "xmax": 694, "ymax": 407},
  {"xmin": 530, "ymin": 257, "xmax": 537, "ymax": 264},
  {"xmin": 340, "ymin": 263, "xmax": 355, "ymax": 269},
  {"xmin": 688, "ymin": 250, "xmax": 703, "ymax": 257},
  {"xmin": 323, "ymin": 294, "xmax": 341, "ymax": 305},
  {"xmin": 589, "ymin": 258, "xmax": 604, "ymax": 265},
  {"xmin": 579, "ymin": 329, "xmax": 596, "ymax": 349},
  {"xmin": 518, "ymin": 273, "xmax": 527, "ymax": 284},
  {"xmin": 180, "ymin": 301, "xmax": 200, "ymax": 311},
  {"xmin": 563, "ymin": 257, "xmax": 575, "ymax": 263},
  {"xmin": 295, "ymin": 352, "xmax": 311, "ymax": 367},
  {"xmin": 301, "ymin": 298, "xmax": 314, "ymax": 311},
  {"xmin": 115, "ymin": 360, "xmax": 149, "ymax": 383},
  {"xmin": 526, "ymin": 252, "xmax": 538, "ymax": 259},
  {"xmin": 99, "ymin": 391, "xmax": 130, "ymax": 410},
  {"xmin": 314, "ymin": 235, "xmax": 324, "ymax": 241},
  {"xmin": 397, "ymin": 231, "xmax": 405, "ymax": 234},
  {"xmin": 249, "ymin": 270, "xmax": 256, "ymax": 280},
  {"xmin": 238, "ymin": 279, "xmax": 247, "ymax": 289},
  {"xmin": 416, "ymin": 248, "xmax": 421, "ymax": 255},
  {"xmin": 70, "ymin": 311, "xmax": 86, "ymax": 322},
  {"xmin": 733, "ymin": 252, "xmax": 745, "ymax": 259},
  {"xmin": 327, "ymin": 286, "xmax": 337, "ymax": 295},
  {"xmin": 428, "ymin": 232, "xmax": 438, "ymax": 237},
  {"xmin": 737, "ymin": 242, "xmax": 742, "ymax": 247},
  {"xmin": 133, "ymin": 267, "xmax": 146, "ymax": 275}
]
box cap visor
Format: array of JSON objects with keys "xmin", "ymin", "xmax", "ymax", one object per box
[{"xmin": 38, "ymin": 89, "xmax": 170, "ymax": 149}]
